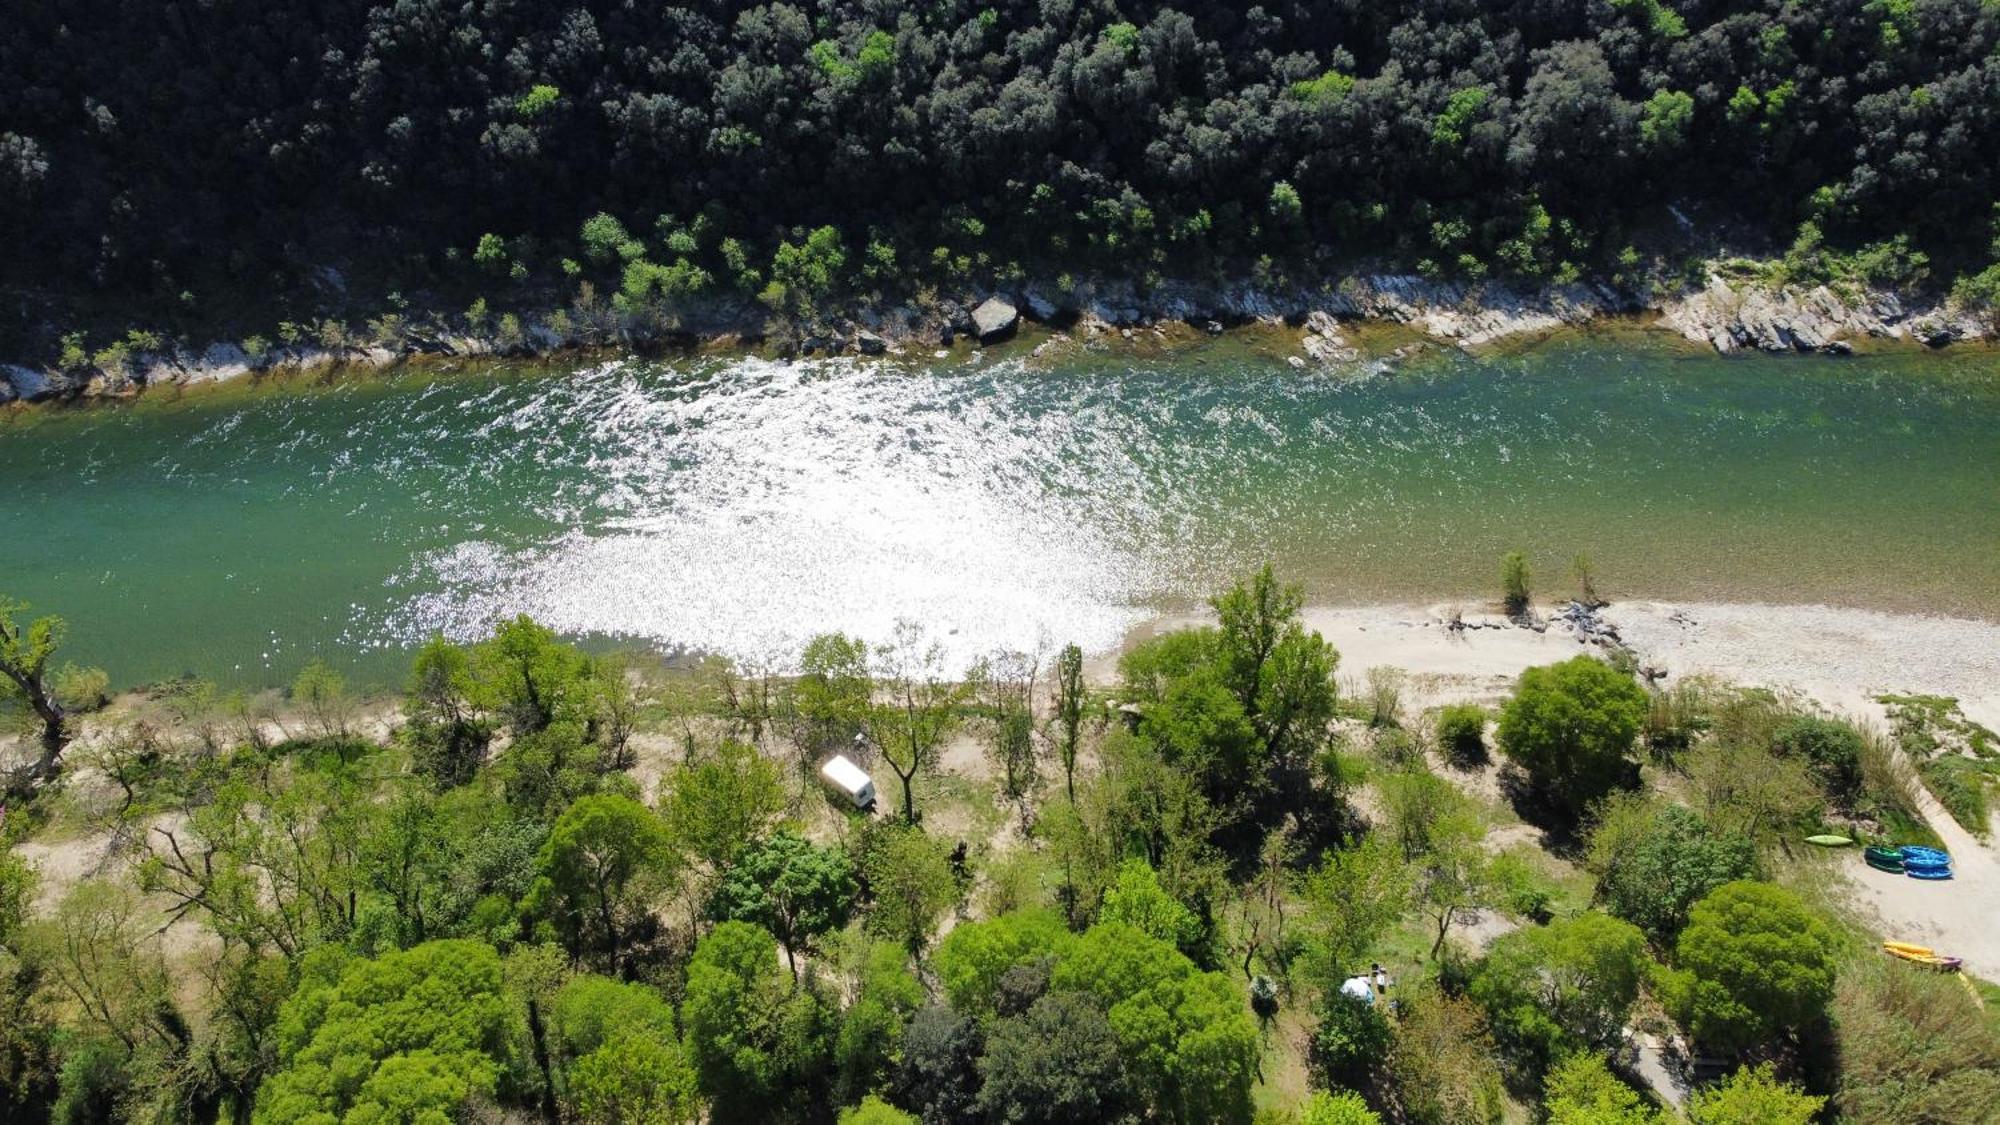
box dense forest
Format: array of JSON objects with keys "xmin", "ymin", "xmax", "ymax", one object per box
[
  {"xmin": 3, "ymin": 570, "xmax": 1999, "ymax": 1123},
  {"xmin": 4, "ymin": 0, "xmax": 2000, "ymax": 359}
]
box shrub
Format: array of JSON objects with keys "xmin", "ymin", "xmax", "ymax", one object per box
[
  {"xmin": 1435, "ymin": 704, "xmax": 1487, "ymax": 766},
  {"xmin": 1831, "ymin": 957, "xmax": 2000, "ymax": 1122},
  {"xmin": 1918, "ymin": 756, "xmax": 1991, "ymax": 835},
  {"xmin": 1666, "ymin": 882, "xmax": 1838, "ymax": 1052},
  {"xmin": 1500, "ymin": 551, "xmax": 1532, "ymax": 615},
  {"xmin": 1308, "ymin": 991, "xmax": 1392, "ymax": 1091},
  {"xmin": 50, "ymin": 663, "xmax": 109, "ymax": 713},
  {"xmin": 1686, "ymin": 1063, "xmax": 1822, "ymax": 1124},
  {"xmin": 1585, "ymin": 799, "xmax": 1758, "ymax": 945},
  {"xmin": 1470, "ymin": 912, "xmax": 1649, "ymax": 1077},
  {"xmin": 1543, "ymin": 1051, "xmax": 1662, "ymax": 1124},
  {"xmin": 1770, "ymin": 715, "xmax": 1866, "ymax": 805},
  {"xmin": 1497, "ymin": 657, "xmax": 1648, "ymax": 817},
  {"xmin": 1300, "ymin": 1089, "xmax": 1382, "ymax": 1125}
]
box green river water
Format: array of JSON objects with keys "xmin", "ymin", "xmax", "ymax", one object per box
[{"xmin": 1, "ymin": 329, "xmax": 1996, "ymax": 689}]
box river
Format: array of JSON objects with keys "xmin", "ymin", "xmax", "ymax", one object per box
[{"xmin": 2, "ymin": 328, "xmax": 1995, "ymax": 689}]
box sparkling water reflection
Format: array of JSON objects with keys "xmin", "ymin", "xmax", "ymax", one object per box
[{"xmin": 0, "ymin": 333, "xmax": 1995, "ymax": 687}]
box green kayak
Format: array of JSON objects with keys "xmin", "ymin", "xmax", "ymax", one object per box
[
  {"xmin": 1806, "ymin": 834, "xmax": 1854, "ymax": 847},
  {"xmin": 1864, "ymin": 845, "xmax": 1906, "ymax": 872}
]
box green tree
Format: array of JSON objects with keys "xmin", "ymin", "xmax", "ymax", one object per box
[
  {"xmin": 551, "ymin": 973, "xmax": 675, "ymax": 1059},
  {"xmin": 475, "ymin": 615, "xmax": 597, "ymax": 735},
  {"xmin": 1300, "ymin": 1089, "xmax": 1383, "ymax": 1125},
  {"xmin": 1638, "ymin": 89, "xmax": 1696, "ymax": 152},
  {"xmin": 896, "ymin": 1006, "xmax": 984, "ymax": 1123},
  {"xmin": 1297, "ymin": 835, "xmax": 1410, "ymax": 989},
  {"xmin": 839, "ymin": 1095, "xmax": 916, "ymax": 1125},
  {"xmin": 1269, "ymin": 181, "xmax": 1304, "ymax": 229},
  {"xmin": 1542, "ymin": 1051, "xmax": 1662, "ymax": 1124},
  {"xmin": 1308, "ymin": 991, "xmax": 1392, "ymax": 1093},
  {"xmin": 291, "ymin": 658, "xmax": 351, "ymax": 739},
  {"xmin": 474, "ymin": 232, "xmax": 510, "ymax": 272},
  {"xmin": 1497, "ymin": 657, "xmax": 1648, "ymax": 816},
  {"xmin": 1500, "ymin": 551, "xmax": 1532, "ymax": 615},
  {"xmin": 568, "ymin": 1034, "xmax": 702, "ymax": 1125},
  {"xmin": 769, "ymin": 226, "xmax": 847, "ymax": 310},
  {"xmin": 976, "ymin": 991, "xmax": 1135, "ymax": 1124},
  {"xmin": 1686, "ymin": 1062, "xmax": 1823, "ymax": 1124},
  {"xmin": 1, "ymin": 596, "xmax": 71, "ymax": 782},
  {"xmin": 683, "ymin": 922, "xmax": 834, "ymax": 1122},
  {"xmin": 1051, "ymin": 643, "xmax": 1087, "ymax": 801},
  {"xmin": 660, "ymin": 740, "xmax": 787, "ymax": 882},
  {"xmin": 1210, "ymin": 564, "xmax": 1340, "ymax": 773},
  {"xmin": 833, "ymin": 940, "xmax": 924, "ymax": 1104},
  {"xmin": 866, "ymin": 622, "xmax": 972, "ymax": 824},
  {"xmin": 1384, "ymin": 987, "xmax": 1506, "ymax": 1125},
  {"xmin": 1470, "ymin": 912, "xmax": 1650, "ymax": 1076},
  {"xmin": 1666, "ymin": 881, "xmax": 1838, "ymax": 1052},
  {"xmin": 1052, "ymin": 922, "xmax": 1259, "ymax": 1124},
  {"xmin": 404, "ymin": 636, "xmax": 493, "ymax": 787},
  {"xmin": 709, "ymin": 830, "xmax": 856, "ymax": 974},
  {"xmin": 1098, "ymin": 858, "xmax": 1200, "ymax": 951},
  {"xmin": 525, "ymin": 794, "xmax": 675, "ymax": 974},
  {"xmin": 254, "ymin": 940, "xmax": 514, "ymax": 1124},
  {"xmin": 934, "ymin": 909, "xmax": 1073, "ymax": 1015},
  {"xmin": 860, "ymin": 826, "xmax": 957, "ymax": 954},
  {"xmin": 581, "ymin": 214, "xmax": 634, "ymax": 264},
  {"xmin": 1585, "ymin": 798, "xmax": 1758, "ymax": 944},
  {"xmin": 790, "ymin": 633, "xmax": 872, "ymax": 770}
]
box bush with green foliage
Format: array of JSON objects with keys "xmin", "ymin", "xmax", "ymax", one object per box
[
  {"xmin": 1497, "ymin": 657, "xmax": 1648, "ymax": 816},
  {"xmin": 1542, "ymin": 1051, "xmax": 1662, "ymax": 1124},
  {"xmin": 523, "ymin": 793, "xmax": 674, "ymax": 974},
  {"xmin": 683, "ymin": 921, "xmax": 837, "ymax": 1120},
  {"xmin": 1830, "ymin": 956, "xmax": 2000, "ymax": 1122},
  {"xmin": 1500, "ymin": 551, "xmax": 1532, "ymax": 615},
  {"xmin": 1685, "ymin": 1062, "xmax": 1823, "ymax": 1124},
  {"xmin": 1665, "ymin": 881, "xmax": 1838, "ymax": 1052},
  {"xmin": 708, "ymin": 830, "xmax": 856, "ymax": 973},
  {"xmin": 839, "ymin": 1095, "xmax": 918, "ymax": 1125},
  {"xmin": 254, "ymin": 940, "xmax": 518, "ymax": 1123},
  {"xmin": 1585, "ymin": 798, "xmax": 1760, "ymax": 944},
  {"xmin": 1298, "ymin": 1090, "xmax": 1382, "ymax": 1124},
  {"xmin": 1770, "ymin": 715, "xmax": 1866, "ymax": 805},
  {"xmin": 1434, "ymin": 704, "xmax": 1488, "ymax": 766},
  {"xmin": 1308, "ymin": 990, "xmax": 1392, "ymax": 1093},
  {"xmin": 1470, "ymin": 912, "xmax": 1650, "ymax": 1077}
]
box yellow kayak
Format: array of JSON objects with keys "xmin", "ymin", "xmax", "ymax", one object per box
[{"xmin": 1884, "ymin": 941, "xmax": 1962, "ymax": 970}]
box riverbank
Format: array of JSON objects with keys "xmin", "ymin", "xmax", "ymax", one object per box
[
  {"xmin": 4, "ymin": 267, "xmax": 1994, "ymax": 406},
  {"xmin": 1120, "ymin": 599, "xmax": 2000, "ymax": 731},
  {"xmin": 1122, "ymin": 596, "xmax": 2000, "ymax": 979}
]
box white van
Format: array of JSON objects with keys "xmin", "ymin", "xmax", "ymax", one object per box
[{"xmin": 820, "ymin": 754, "xmax": 877, "ymax": 810}]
